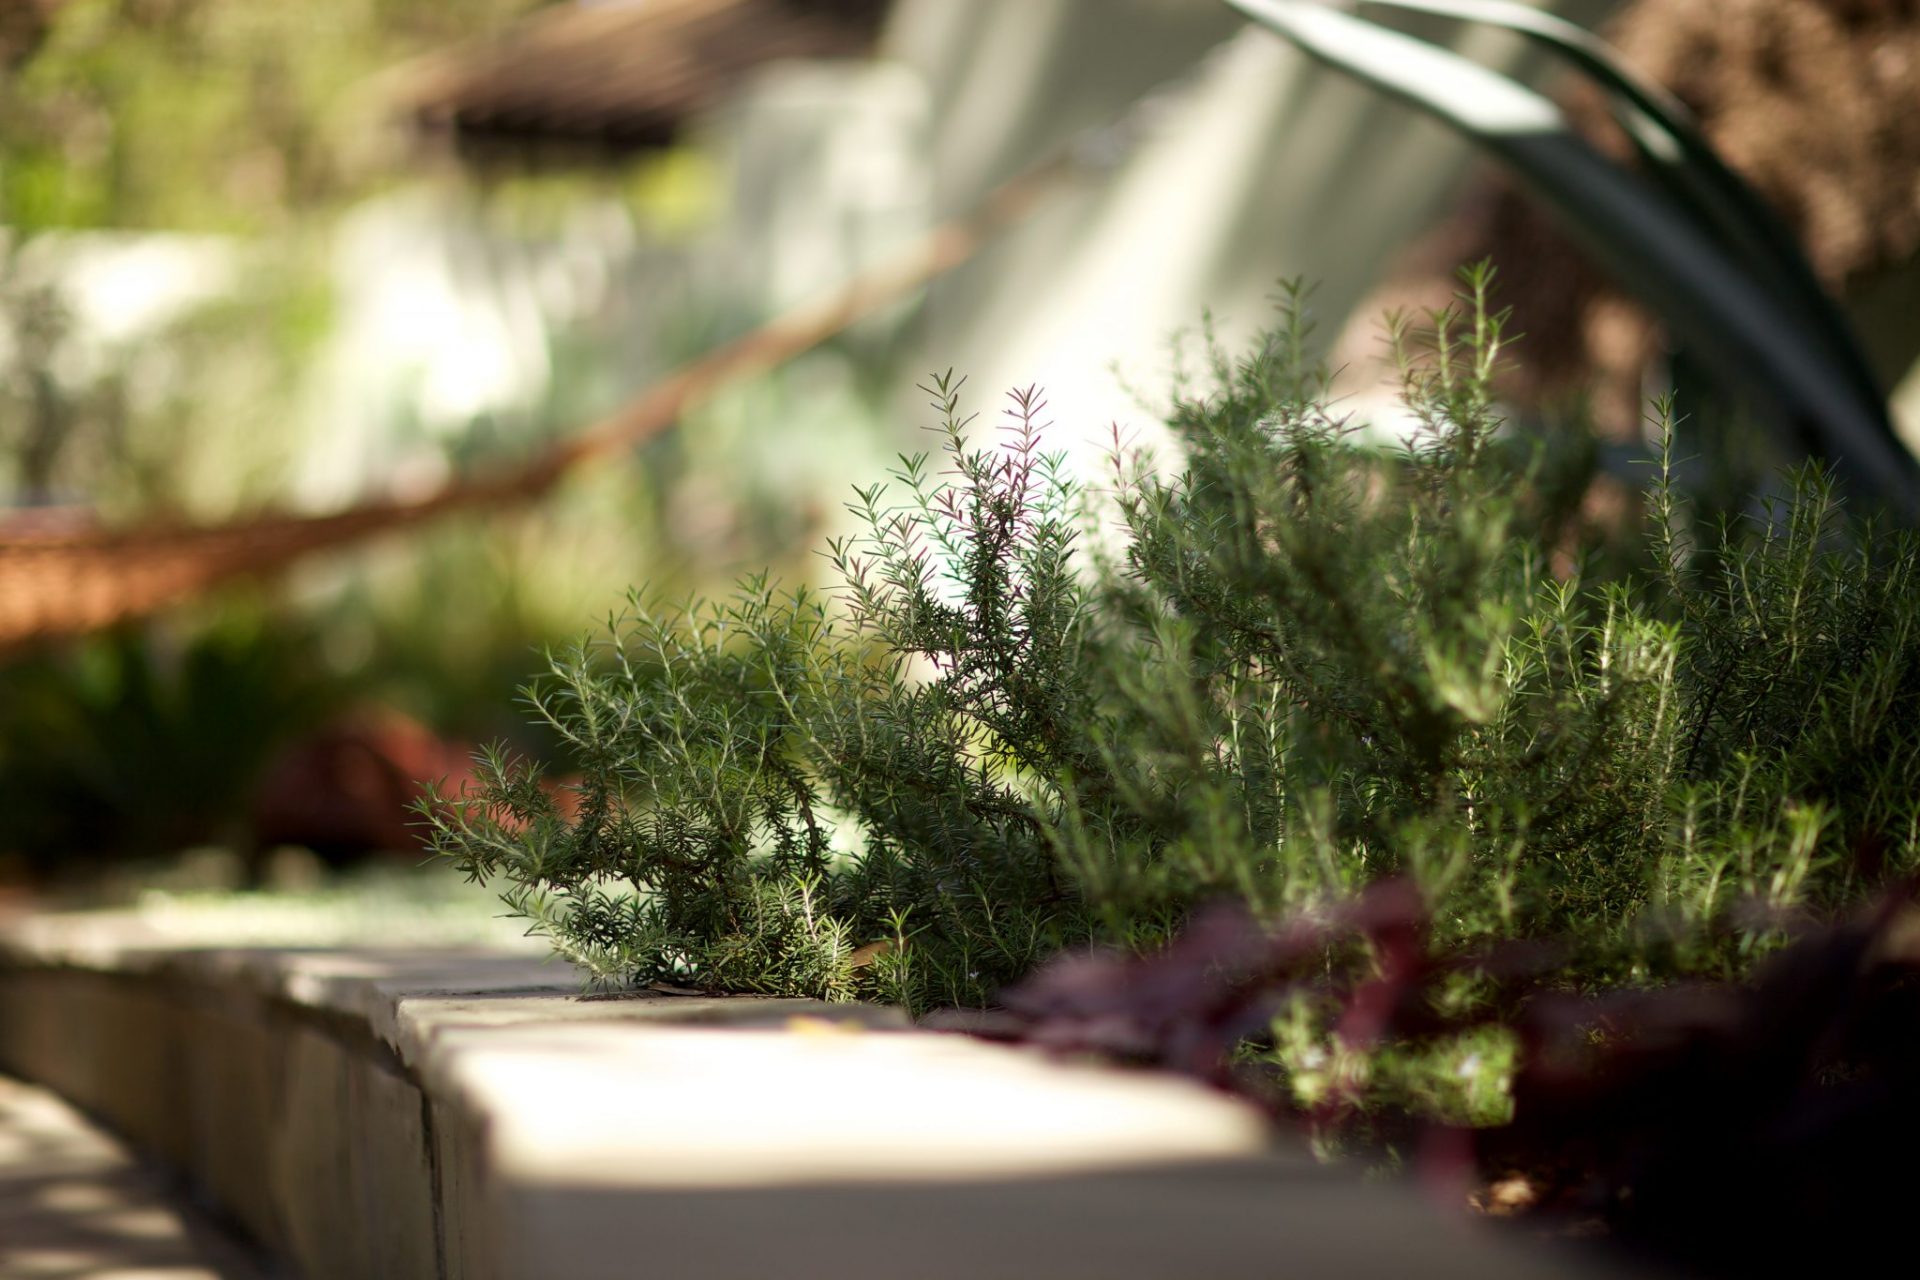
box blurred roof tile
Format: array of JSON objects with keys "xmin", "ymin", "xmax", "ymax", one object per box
[{"xmin": 399, "ymin": 0, "xmax": 891, "ymax": 157}]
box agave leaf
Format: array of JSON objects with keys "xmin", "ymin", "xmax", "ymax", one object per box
[
  {"xmin": 1225, "ymin": 0, "xmax": 1916, "ymax": 514},
  {"xmin": 1351, "ymin": 0, "xmax": 1886, "ymax": 419}
]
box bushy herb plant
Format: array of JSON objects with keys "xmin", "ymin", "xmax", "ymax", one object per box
[{"xmin": 424, "ymin": 267, "xmax": 1919, "ymax": 1014}]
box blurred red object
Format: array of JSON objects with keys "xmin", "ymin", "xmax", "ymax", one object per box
[{"xmin": 249, "ymin": 710, "xmax": 477, "ymax": 860}]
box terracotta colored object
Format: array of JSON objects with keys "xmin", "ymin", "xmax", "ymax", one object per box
[
  {"xmin": 249, "ymin": 711, "xmax": 476, "ymax": 859},
  {"xmin": 250, "ymin": 709, "xmax": 583, "ymax": 860}
]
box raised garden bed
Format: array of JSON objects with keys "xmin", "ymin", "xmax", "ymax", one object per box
[{"xmin": 0, "ymin": 909, "xmax": 1616, "ymax": 1279}]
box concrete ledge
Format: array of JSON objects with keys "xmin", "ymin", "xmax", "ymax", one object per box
[{"xmin": 0, "ymin": 911, "xmax": 1609, "ymax": 1279}]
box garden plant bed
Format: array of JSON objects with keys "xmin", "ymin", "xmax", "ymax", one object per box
[{"xmin": 0, "ymin": 908, "xmax": 1619, "ymax": 1279}]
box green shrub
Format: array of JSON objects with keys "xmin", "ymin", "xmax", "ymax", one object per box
[
  {"xmin": 424, "ymin": 268, "xmax": 1920, "ymax": 1010},
  {"xmin": 0, "ymin": 609, "xmax": 340, "ymax": 868}
]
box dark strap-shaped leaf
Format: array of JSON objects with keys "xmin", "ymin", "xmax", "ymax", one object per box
[
  {"xmin": 1353, "ymin": 0, "xmax": 1886, "ymax": 424},
  {"xmin": 1224, "ymin": 0, "xmax": 1916, "ymax": 514}
]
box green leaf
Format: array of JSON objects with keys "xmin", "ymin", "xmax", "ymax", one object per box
[{"xmin": 1225, "ymin": 0, "xmax": 1918, "ymax": 516}]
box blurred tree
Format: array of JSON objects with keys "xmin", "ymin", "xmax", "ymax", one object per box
[{"xmin": 0, "ymin": 0, "xmax": 535, "ymax": 235}]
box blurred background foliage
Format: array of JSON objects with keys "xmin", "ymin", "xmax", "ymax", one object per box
[
  {"xmin": 0, "ymin": 1, "xmax": 546, "ymax": 232},
  {"xmin": 2, "ymin": 0, "xmax": 1917, "ymax": 895},
  {"xmin": 0, "ymin": 0, "xmax": 888, "ymax": 884}
]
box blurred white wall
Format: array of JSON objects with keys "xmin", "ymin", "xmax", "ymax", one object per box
[
  {"xmin": 880, "ymin": 0, "xmax": 1622, "ymax": 461},
  {"xmin": 715, "ymin": 61, "xmax": 931, "ymax": 316},
  {"xmin": 0, "ymin": 232, "xmax": 239, "ymax": 376},
  {"xmin": 300, "ymin": 59, "xmax": 932, "ymax": 513},
  {"xmin": 298, "ymin": 186, "xmax": 638, "ymax": 507}
]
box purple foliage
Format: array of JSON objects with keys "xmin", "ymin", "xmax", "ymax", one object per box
[{"xmin": 974, "ymin": 878, "xmax": 1920, "ymax": 1276}]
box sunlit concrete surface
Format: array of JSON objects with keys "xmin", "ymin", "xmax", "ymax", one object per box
[
  {"xmin": 0, "ymin": 1074, "xmax": 263, "ymax": 1280},
  {"xmin": 0, "ymin": 910, "xmax": 1620, "ymax": 1280},
  {"xmin": 457, "ymin": 1020, "xmax": 1270, "ymax": 1187}
]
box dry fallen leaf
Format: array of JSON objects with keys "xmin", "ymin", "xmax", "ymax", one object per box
[
  {"xmin": 785, "ymin": 1015, "xmax": 863, "ymax": 1037},
  {"xmin": 1470, "ymin": 1175, "xmax": 1539, "ymax": 1217},
  {"xmin": 849, "ymin": 939, "xmax": 898, "ymax": 971}
]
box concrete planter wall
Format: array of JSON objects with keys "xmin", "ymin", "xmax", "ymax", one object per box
[{"xmin": 0, "ymin": 914, "xmax": 1608, "ymax": 1279}]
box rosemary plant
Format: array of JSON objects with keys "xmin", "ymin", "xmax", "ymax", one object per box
[{"xmin": 423, "ymin": 267, "xmax": 1920, "ymax": 1011}]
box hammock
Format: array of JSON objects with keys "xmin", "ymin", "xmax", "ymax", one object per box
[{"xmin": 0, "ymin": 156, "xmax": 1069, "ymax": 654}]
